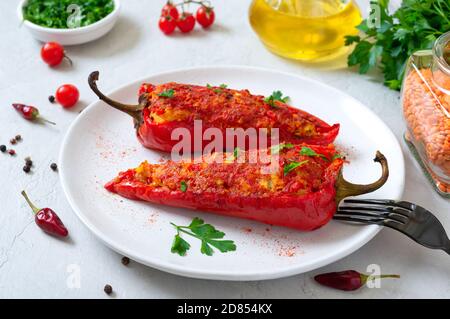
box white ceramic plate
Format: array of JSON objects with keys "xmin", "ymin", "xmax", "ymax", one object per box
[{"xmin": 60, "ymin": 66, "xmax": 405, "ymax": 281}]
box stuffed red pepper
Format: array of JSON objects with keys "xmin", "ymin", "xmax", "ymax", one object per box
[
  {"xmin": 89, "ymin": 72, "xmax": 340, "ymax": 153},
  {"xmin": 105, "ymin": 145, "xmax": 388, "ymax": 231}
]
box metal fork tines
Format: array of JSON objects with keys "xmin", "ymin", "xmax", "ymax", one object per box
[{"xmin": 334, "ymin": 199, "xmax": 450, "ymax": 255}]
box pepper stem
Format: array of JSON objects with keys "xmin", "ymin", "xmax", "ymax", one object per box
[
  {"xmin": 361, "ymin": 273, "xmax": 400, "ymax": 285},
  {"xmin": 38, "ymin": 117, "xmax": 56, "ymax": 125},
  {"xmin": 64, "ymin": 53, "xmax": 73, "ymax": 67},
  {"xmin": 88, "ymin": 71, "xmax": 144, "ymax": 126},
  {"xmin": 335, "ymin": 151, "xmax": 389, "ymax": 204},
  {"xmin": 21, "ymin": 190, "xmax": 40, "ymax": 215}
]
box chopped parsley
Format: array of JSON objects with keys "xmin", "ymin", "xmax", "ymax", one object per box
[
  {"xmin": 332, "ymin": 153, "xmax": 344, "ymax": 161},
  {"xmin": 299, "ymin": 146, "xmax": 329, "ymax": 161},
  {"xmin": 23, "ymin": 0, "xmax": 114, "ymax": 29},
  {"xmin": 283, "ymin": 160, "xmax": 308, "ymax": 176},
  {"xmin": 233, "ymin": 147, "xmax": 239, "ymax": 159},
  {"xmin": 157, "ymin": 89, "xmax": 175, "ymax": 98},
  {"xmin": 271, "ymin": 143, "xmax": 294, "ymax": 155},
  {"xmin": 207, "ymin": 83, "xmax": 228, "ymax": 94},
  {"xmin": 264, "ymin": 90, "xmax": 289, "ymax": 108}
]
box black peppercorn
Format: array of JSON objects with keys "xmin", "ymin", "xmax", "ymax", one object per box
[
  {"xmin": 0, "ymin": 145, "xmax": 6, "ymax": 152},
  {"xmin": 25, "ymin": 159, "xmax": 33, "ymax": 167},
  {"xmin": 121, "ymin": 257, "xmax": 130, "ymax": 266},
  {"xmin": 48, "ymin": 95, "xmax": 55, "ymax": 103},
  {"xmin": 15, "ymin": 135, "xmax": 22, "ymax": 141},
  {"xmin": 104, "ymin": 284, "xmax": 113, "ymax": 295},
  {"xmin": 50, "ymin": 163, "xmax": 58, "ymax": 171},
  {"xmin": 23, "ymin": 166, "xmax": 30, "ymax": 173}
]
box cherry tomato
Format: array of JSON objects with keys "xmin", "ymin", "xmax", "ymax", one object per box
[
  {"xmin": 159, "ymin": 15, "xmax": 177, "ymax": 35},
  {"xmin": 177, "ymin": 12, "xmax": 196, "ymax": 33},
  {"xmin": 161, "ymin": 2, "xmax": 179, "ymax": 20},
  {"xmin": 41, "ymin": 42, "xmax": 71, "ymax": 67},
  {"xmin": 196, "ymin": 6, "xmax": 215, "ymax": 28},
  {"xmin": 55, "ymin": 84, "xmax": 79, "ymax": 108}
]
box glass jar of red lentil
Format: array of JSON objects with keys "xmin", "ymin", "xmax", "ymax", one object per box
[{"xmin": 401, "ymin": 31, "xmax": 450, "ymax": 197}]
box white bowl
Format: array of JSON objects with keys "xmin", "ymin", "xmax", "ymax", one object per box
[{"xmin": 18, "ymin": 0, "xmax": 121, "ymax": 45}]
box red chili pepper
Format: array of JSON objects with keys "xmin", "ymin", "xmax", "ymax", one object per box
[
  {"xmin": 21, "ymin": 191, "xmax": 68, "ymax": 237},
  {"xmin": 105, "ymin": 147, "xmax": 388, "ymax": 231},
  {"xmin": 314, "ymin": 270, "xmax": 400, "ymax": 291},
  {"xmin": 12, "ymin": 104, "xmax": 55, "ymax": 125},
  {"xmin": 88, "ymin": 72, "xmax": 340, "ymax": 153}
]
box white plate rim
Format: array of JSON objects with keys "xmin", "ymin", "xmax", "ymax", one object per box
[{"xmin": 59, "ymin": 65, "xmax": 405, "ymax": 281}]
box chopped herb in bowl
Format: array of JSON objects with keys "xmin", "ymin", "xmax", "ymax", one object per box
[{"xmin": 22, "ymin": 0, "xmax": 115, "ymax": 29}]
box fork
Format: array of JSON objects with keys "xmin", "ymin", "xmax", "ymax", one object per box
[{"xmin": 334, "ymin": 199, "xmax": 450, "ymax": 255}]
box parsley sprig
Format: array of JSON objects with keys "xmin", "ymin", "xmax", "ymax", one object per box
[
  {"xmin": 264, "ymin": 91, "xmax": 289, "ymax": 108},
  {"xmin": 170, "ymin": 217, "xmax": 237, "ymax": 256},
  {"xmin": 345, "ymin": 0, "xmax": 450, "ymax": 90}
]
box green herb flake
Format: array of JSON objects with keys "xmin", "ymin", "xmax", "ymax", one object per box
[
  {"xmin": 157, "ymin": 89, "xmax": 175, "ymax": 98},
  {"xmin": 207, "ymin": 83, "xmax": 227, "ymax": 94},
  {"xmin": 233, "ymin": 147, "xmax": 239, "ymax": 159},
  {"xmin": 180, "ymin": 181, "xmax": 187, "ymax": 192},
  {"xmin": 283, "ymin": 160, "xmax": 309, "ymax": 176},
  {"xmin": 332, "ymin": 153, "xmax": 344, "ymax": 161},
  {"xmin": 264, "ymin": 90, "xmax": 290, "ymax": 108},
  {"xmin": 271, "ymin": 143, "xmax": 294, "ymax": 155},
  {"xmin": 299, "ymin": 146, "xmax": 329, "ymax": 161},
  {"xmin": 170, "ymin": 217, "xmax": 236, "ymax": 256}
]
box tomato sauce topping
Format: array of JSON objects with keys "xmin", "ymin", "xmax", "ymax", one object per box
[
  {"xmin": 132, "ymin": 144, "xmax": 343, "ymax": 197},
  {"xmin": 139, "ymin": 82, "xmax": 332, "ymax": 140}
]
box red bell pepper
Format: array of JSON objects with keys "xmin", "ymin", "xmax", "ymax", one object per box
[
  {"xmin": 88, "ymin": 72, "xmax": 340, "ymax": 153},
  {"xmin": 105, "ymin": 145, "xmax": 388, "ymax": 231}
]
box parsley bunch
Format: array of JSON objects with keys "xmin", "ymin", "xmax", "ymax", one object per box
[{"xmin": 345, "ymin": 0, "xmax": 450, "ymax": 90}]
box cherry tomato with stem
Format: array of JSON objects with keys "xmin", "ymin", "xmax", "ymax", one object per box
[
  {"xmin": 196, "ymin": 6, "xmax": 215, "ymax": 28},
  {"xmin": 159, "ymin": 15, "xmax": 177, "ymax": 35},
  {"xmin": 41, "ymin": 42, "xmax": 72, "ymax": 67},
  {"xmin": 177, "ymin": 12, "xmax": 196, "ymax": 33},
  {"xmin": 55, "ymin": 84, "xmax": 79, "ymax": 108},
  {"xmin": 161, "ymin": 2, "xmax": 179, "ymax": 20}
]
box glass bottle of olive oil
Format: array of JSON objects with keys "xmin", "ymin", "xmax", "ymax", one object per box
[{"xmin": 249, "ymin": 0, "xmax": 362, "ymax": 61}]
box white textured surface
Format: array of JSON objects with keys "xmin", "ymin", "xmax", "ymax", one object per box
[{"xmin": 0, "ymin": 0, "xmax": 448, "ymax": 298}]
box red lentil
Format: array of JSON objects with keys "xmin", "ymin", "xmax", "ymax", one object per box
[{"xmin": 402, "ymin": 68, "xmax": 450, "ymax": 193}]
